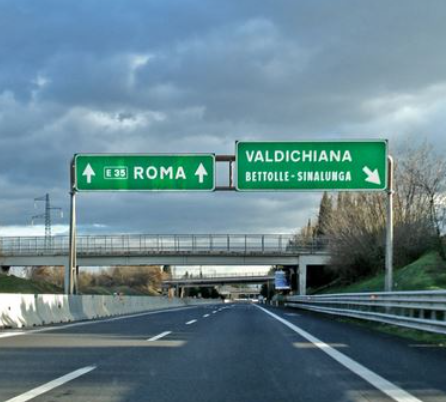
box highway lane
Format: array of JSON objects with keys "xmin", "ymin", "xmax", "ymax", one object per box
[{"xmin": 0, "ymin": 303, "xmax": 445, "ymax": 402}]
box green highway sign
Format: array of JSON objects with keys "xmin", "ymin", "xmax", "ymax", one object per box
[
  {"xmin": 74, "ymin": 154, "xmax": 215, "ymax": 191},
  {"xmin": 236, "ymin": 140, "xmax": 388, "ymax": 191}
]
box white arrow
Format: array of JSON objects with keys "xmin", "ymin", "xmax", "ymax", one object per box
[
  {"xmin": 363, "ymin": 166, "xmax": 381, "ymax": 185},
  {"xmin": 82, "ymin": 164, "xmax": 96, "ymax": 184},
  {"xmin": 195, "ymin": 163, "xmax": 208, "ymax": 184}
]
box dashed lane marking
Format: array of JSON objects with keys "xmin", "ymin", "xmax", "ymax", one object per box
[
  {"xmin": 186, "ymin": 320, "xmax": 197, "ymax": 325},
  {"xmin": 147, "ymin": 331, "xmax": 172, "ymax": 342},
  {"xmin": 0, "ymin": 307, "xmax": 196, "ymax": 340},
  {"xmin": 4, "ymin": 366, "xmax": 96, "ymax": 402}
]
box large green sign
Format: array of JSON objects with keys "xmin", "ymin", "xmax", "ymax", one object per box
[
  {"xmin": 74, "ymin": 154, "xmax": 215, "ymax": 191},
  {"xmin": 236, "ymin": 140, "xmax": 387, "ymax": 191}
]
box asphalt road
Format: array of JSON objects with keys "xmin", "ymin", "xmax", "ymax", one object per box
[{"xmin": 0, "ymin": 303, "xmax": 446, "ymax": 402}]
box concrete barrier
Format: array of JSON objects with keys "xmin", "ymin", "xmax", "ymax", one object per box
[{"xmin": 0, "ymin": 294, "xmax": 217, "ymax": 329}]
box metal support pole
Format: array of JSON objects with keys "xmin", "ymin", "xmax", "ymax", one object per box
[
  {"xmin": 385, "ymin": 155, "xmax": 394, "ymax": 292},
  {"xmin": 68, "ymin": 190, "xmax": 77, "ymax": 294},
  {"xmin": 68, "ymin": 159, "xmax": 77, "ymax": 295}
]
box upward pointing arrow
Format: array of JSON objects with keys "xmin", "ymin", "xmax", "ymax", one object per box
[
  {"xmin": 363, "ymin": 166, "xmax": 381, "ymax": 185},
  {"xmin": 195, "ymin": 163, "xmax": 208, "ymax": 184},
  {"xmin": 82, "ymin": 164, "xmax": 96, "ymax": 184}
]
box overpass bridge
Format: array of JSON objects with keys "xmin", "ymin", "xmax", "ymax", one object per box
[
  {"xmin": 163, "ymin": 271, "xmax": 274, "ymax": 288},
  {"xmin": 217, "ymin": 285, "xmax": 262, "ymax": 300},
  {"xmin": 0, "ymin": 234, "xmax": 330, "ymax": 295}
]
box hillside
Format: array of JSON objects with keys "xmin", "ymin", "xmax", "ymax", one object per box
[
  {"xmin": 317, "ymin": 251, "xmax": 446, "ymax": 294},
  {"xmin": 0, "ymin": 274, "xmax": 64, "ymax": 294}
]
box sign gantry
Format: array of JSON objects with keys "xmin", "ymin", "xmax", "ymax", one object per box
[{"xmin": 68, "ymin": 140, "xmax": 392, "ymax": 295}]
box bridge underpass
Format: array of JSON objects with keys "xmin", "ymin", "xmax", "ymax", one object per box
[
  {"xmin": 162, "ymin": 271, "xmax": 274, "ymax": 298},
  {"xmin": 217, "ymin": 285, "xmax": 262, "ymax": 301},
  {"xmin": 0, "ymin": 234, "xmax": 330, "ymax": 295}
]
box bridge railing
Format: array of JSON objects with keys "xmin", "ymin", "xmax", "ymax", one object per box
[
  {"xmin": 166, "ymin": 271, "xmax": 274, "ymax": 281},
  {"xmin": 286, "ymin": 290, "xmax": 446, "ymax": 335},
  {"xmin": 0, "ymin": 234, "xmax": 330, "ymax": 256}
]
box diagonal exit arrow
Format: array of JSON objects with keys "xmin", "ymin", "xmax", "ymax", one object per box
[
  {"xmin": 195, "ymin": 163, "xmax": 208, "ymax": 184},
  {"xmin": 82, "ymin": 164, "xmax": 96, "ymax": 184},
  {"xmin": 363, "ymin": 166, "xmax": 381, "ymax": 185}
]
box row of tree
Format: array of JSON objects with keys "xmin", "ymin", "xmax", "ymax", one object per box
[{"xmin": 298, "ymin": 141, "xmax": 446, "ymax": 284}]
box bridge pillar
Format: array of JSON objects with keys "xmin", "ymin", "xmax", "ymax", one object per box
[
  {"xmin": 298, "ymin": 259, "xmax": 308, "ymax": 296},
  {"xmin": 64, "ymin": 263, "xmax": 70, "ymax": 294},
  {"xmin": 298, "ymin": 255, "xmax": 330, "ymax": 296},
  {"xmin": 66, "ymin": 264, "xmax": 79, "ymax": 295}
]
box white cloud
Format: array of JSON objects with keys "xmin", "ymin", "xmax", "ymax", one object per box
[
  {"xmin": 0, "ymin": 225, "xmax": 69, "ymax": 237},
  {"xmin": 339, "ymin": 83, "xmax": 446, "ymax": 150}
]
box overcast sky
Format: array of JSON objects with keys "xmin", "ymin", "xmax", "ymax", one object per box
[{"xmin": 1, "ymin": 0, "xmax": 446, "ymax": 237}]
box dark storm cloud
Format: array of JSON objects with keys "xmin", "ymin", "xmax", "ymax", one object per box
[{"xmin": 1, "ymin": 0, "xmax": 446, "ymax": 234}]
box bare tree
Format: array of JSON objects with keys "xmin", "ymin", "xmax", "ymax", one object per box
[{"xmin": 306, "ymin": 141, "xmax": 443, "ymax": 284}]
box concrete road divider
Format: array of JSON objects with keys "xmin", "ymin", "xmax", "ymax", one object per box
[{"xmin": 0, "ymin": 294, "xmax": 217, "ymax": 329}]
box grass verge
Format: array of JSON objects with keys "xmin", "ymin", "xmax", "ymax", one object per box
[
  {"xmin": 0, "ymin": 274, "xmax": 63, "ymax": 294},
  {"xmin": 318, "ymin": 251, "xmax": 446, "ymax": 294},
  {"xmin": 334, "ymin": 315, "xmax": 446, "ymax": 346}
]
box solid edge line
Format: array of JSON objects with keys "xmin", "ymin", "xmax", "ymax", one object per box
[
  {"xmin": 255, "ymin": 305, "xmax": 422, "ymax": 402},
  {"xmin": 4, "ymin": 366, "xmax": 96, "ymax": 402},
  {"xmin": 0, "ymin": 306, "xmax": 198, "ymax": 340},
  {"xmin": 147, "ymin": 331, "xmax": 172, "ymax": 342}
]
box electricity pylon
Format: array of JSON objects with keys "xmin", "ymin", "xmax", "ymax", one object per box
[{"xmin": 32, "ymin": 194, "xmax": 63, "ymax": 248}]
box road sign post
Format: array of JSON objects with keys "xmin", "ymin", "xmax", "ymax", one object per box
[
  {"xmin": 385, "ymin": 156, "xmax": 394, "ymax": 292},
  {"xmin": 235, "ymin": 140, "xmax": 391, "ymax": 295},
  {"xmin": 236, "ymin": 140, "xmax": 387, "ymax": 191},
  {"xmin": 66, "ymin": 154, "xmax": 216, "ymax": 294}
]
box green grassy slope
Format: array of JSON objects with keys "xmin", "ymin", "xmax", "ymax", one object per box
[
  {"xmin": 0, "ymin": 275, "xmax": 63, "ymax": 294},
  {"xmin": 319, "ymin": 251, "xmax": 446, "ymax": 294}
]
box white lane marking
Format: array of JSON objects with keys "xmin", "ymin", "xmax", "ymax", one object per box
[
  {"xmin": 0, "ymin": 306, "xmax": 197, "ymax": 340},
  {"xmin": 147, "ymin": 331, "xmax": 172, "ymax": 342},
  {"xmin": 4, "ymin": 366, "xmax": 96, "ymax": 402},
  {"xmin": 212, "ymin": 311, "xmax": 217, "ymax": 314},
  {"xmin": 203, "ymin": 314, "xmax": 210, "ymax": 318},
  {"xmin": 255, "ymin": 306, "xmax": 422, "ymax": 402},
  {"xmin": 185, "ymin": 320, "xmax": 197, "ymax": 325}
]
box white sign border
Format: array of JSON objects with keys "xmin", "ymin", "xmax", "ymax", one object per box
[
  {"xmin": 234, "ymin": 139, "xmax": 388, "ymax": 192},
  {"xmin": 73, "ymin": 153, "xmax": 216, "ymax": 193}
]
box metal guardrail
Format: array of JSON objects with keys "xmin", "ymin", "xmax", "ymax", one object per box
[
  {"xmin": 0, "ymin": 234, "xmax": 330, "ymax": 257},
  {"xmin": 286, "ymin": 290, "xmax": 446, "ymax": 335}
]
